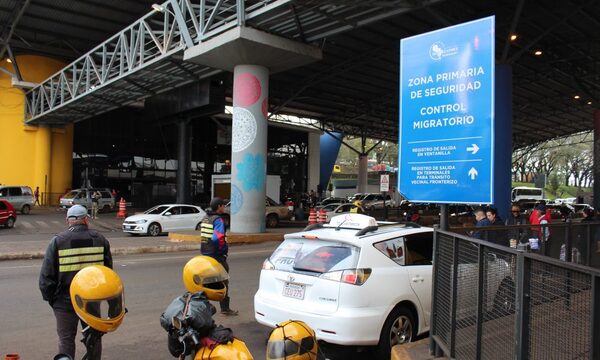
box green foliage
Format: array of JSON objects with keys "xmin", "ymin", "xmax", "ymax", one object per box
[{"xmin": 548, "ymin": 173, "xmax": 560, "ymax": 194}]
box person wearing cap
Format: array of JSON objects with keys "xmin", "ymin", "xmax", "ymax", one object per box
[
  {"xmin": 39, "ymin": 204, "xmax": 113, "ymax": 360},
  {"xmin": 199, "ymin": 197, "xmax": 238, "ymax": 316}
]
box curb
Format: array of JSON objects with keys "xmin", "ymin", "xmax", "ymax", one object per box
[
  {"xmin": 168, "ymin": 231, "xmax": 285, "ymax": 244},
  {"xmin": 391, "ymin": 339, "xmax": 447, "ymax": 360}
]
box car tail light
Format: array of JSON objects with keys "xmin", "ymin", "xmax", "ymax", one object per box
[
  {"xmin": 320, "ymin": 268, "xmax": 371, "ymax": 285},
  {"xmin": 262, "ymin": 258, "xmax": 275, "ymax": 270}
]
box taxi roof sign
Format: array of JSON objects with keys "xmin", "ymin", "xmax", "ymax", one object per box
[{"xmin": 325, "ymin": 214, "xmax": 378, "ymax": 230}]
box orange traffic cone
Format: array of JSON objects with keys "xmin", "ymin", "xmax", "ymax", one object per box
[
  {"xmin": 318, "ymin": 208, "xmax": 327, "ymax": 223},
  {"xmin": 308, "ymin": 208, "xmax": 317, "ymax": 224},
  {"xmin": 117, "ymin": 198, "xmax": 127, "ymax": 218},
  {"xmin": 5, "ymin": 354, "xmax": 20, "ymax": 360}
]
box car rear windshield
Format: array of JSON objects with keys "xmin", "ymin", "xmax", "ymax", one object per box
[{"xmin": 270, "ymin": 239, "xmax": 360, "ymax": 275}]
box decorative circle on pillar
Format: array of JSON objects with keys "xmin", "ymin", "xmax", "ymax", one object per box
[
  {"xmin": 230, "ymin": 185, "xmax": 243, "ymax": 215},
  {"xmin": 261, "ymin": 98, "xmax": 269, "ymax": 118},
  {"xmin": 232, "ymin": 107, "xmax": 257, "ymax": 152},
  {"xmin": 233, "ymin": 72, "xmax": 261, "ymax": 107},
  {"xmin": 236, "ymin": 153, "xmax": 266, "ymax": 192}
]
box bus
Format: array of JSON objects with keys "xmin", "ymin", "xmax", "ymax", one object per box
[{"xmin": 511, "ymin": 187, "xmax": 544, "ymax": 203}]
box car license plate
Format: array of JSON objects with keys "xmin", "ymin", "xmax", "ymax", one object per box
[{"xmin": 282, "ymin": 282, "xmax": 305, "ymax": 300}]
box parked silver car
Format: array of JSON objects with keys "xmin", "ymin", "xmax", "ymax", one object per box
[
  {"xmin": 0, "ymin": 185, "xmax": 34, "ymax": 214},
  {"xmin": 60, "ymin": 188, "xmax": 115, "ymax": 212},
  {"xmin": 362, "ymin": 193, "xmax": 396, "ymax": 210}
]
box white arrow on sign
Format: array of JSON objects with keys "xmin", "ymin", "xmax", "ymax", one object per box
[
  {"xmin": 466, "ymin": 144, "xmax": 479, "ymax": 155},
  {"xmin": 468, "ymin": 167, "xmax": 478, "ymax": 180}
]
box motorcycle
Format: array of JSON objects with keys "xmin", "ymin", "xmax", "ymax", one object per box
[{"xmin": 160, "ymin": 291, "xmax": 253, "ymax": 360}]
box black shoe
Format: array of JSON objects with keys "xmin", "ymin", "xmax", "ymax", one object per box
[{"xmin": 221, "ymin": 309, "xmax": 239, "ymax": 316}]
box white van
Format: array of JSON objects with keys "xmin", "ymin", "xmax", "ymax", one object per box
[
  {"xmin": 59, "ymin": 188, "xmax": 115, "ymax": 212},
  {"xmin": 511, "ymin": 187, "xmax": 543, "ymax": 203},
  {"xmin": 0, "ymin": 186, "xmax": 34, "ymax": 214}
]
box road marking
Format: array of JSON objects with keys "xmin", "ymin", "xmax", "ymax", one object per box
[
  {"xmin": 20, "ymin": 221, "xmax": 34, "ymax": 229},
  {"xmin": 35, "ymin": 221, "xmax": 50, "ymax": 228}
]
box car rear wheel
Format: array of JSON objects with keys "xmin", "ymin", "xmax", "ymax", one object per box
[
  {"xmin": 147, "ymin": 222, "xmax": 161, "ymax": 236},
  {"xmin": 102, "ymin": 205, "xmax": 111, "ymax": 213},
  {"xmin": 6, "ymin": 217, "xmax": 15, "ymax": 228},
  {"xmin": 494, "ymin": 279, "xmax": 515, "ymax": 317},
  {"xmin": 21, "ymin": 205, "xmax": 30, "ymax": 215},
  {"xmin": 377, "ymin": 307, "xmax": 416, "ymax": 360},
  {"xmin": 266, "ymin": 214, "xmax": 279, "ymax": 228}
]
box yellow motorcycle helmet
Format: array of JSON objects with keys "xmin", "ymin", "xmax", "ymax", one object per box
[
  {"xmin": 353, "ymin": 200, "xmax": 363, "ymax": 207},
  {"xmin": 266, "ymin": 320, "xmax": 318, "ymax": 360},
  {"xmin": 183, "ymin": 256, "xmax": 229, "ymax": 301},
  {"xmin": 70, "ymin": 265, "xmax": 125, "ymax": 333},
  {"xmin": 195, "ymin": 338, "xmax": 254, "ymax": 360}
]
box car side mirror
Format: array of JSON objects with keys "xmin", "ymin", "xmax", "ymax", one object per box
[
  {"xmin": 487, "ymin": 253, "xmax": 497, "ymax": 262},
  {"xmin": 164, "ymin": 212, "xmax": 172, "ymax": 216}
]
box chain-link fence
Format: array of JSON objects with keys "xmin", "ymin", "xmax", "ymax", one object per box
[{"xmin": 430, "ymin": 229, "xmax": 600, "ymax": 359}]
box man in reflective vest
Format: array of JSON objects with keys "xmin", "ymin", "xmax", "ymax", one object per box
[
  {"xmin": 39, "ymin": 204, "xmax": 113, "ymax": 360},
  {"xmin": 200, "ymin": 197, "xmax": 238, "ymax": 316}
]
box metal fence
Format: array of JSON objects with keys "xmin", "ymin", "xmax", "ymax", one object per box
[
  {"xmin": 430, "ymin": 229, "xmax": 600, "ymax": 359},
  {"xmin": 452, "ymin": 221, "xmax": 600, "ymax": 269}
]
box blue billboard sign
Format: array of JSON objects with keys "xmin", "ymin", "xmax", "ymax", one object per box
[{"xmin": 399, "ymin": 16, "xmax": 495, "ymax": 204}]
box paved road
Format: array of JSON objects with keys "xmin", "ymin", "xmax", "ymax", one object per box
[{"xmin": 0, "ymin": 246, "xmax": 374, "ymax": 359}]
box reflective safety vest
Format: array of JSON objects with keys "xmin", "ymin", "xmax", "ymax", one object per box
[
  {"xmin": 200, "ymin": 215, "xmax": 221, "ymax": 255},
  {"xmin": 39, "ymin": 224, "xmax": 112, "ymax": 311},
  {"xmin": 200, "ymin": 215, "xmax": 220, "ymax": 240}
]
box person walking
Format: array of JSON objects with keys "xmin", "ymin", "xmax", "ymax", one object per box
[
  {"xmin": 200, "ymin": 197, "xmax": 238, "ymax": 316},
  {"xmin": 91, "ymin": 190, "xmax": 101, "ymax": 219},
  {"xmin": 505, "ymin": 203, "xmax": 529, "ymax": 247},
  {"xmin": 39, "ymin": 204, "xmax": 113, "ymax": 360},
  {"xmin": 34, "ymin": 186, "xmax": 41, "ymax": 206}
]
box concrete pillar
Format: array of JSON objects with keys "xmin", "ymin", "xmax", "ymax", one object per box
[
  {"xmin": 594, "ymin": 110, "xmax": 600, "ymax": 210},
  {"xmin": 34, "ymin": 126, "xmax": 52, "ymax": 205},
  {"xmin": 358, "ymin": 154, "xmax": 368, "ymax": 193},
  {"xmin": 494, "ymin": 64, "xmax": 513, "ymax": 220},
  {"xmin": 176, "ymin": 119, "xmax": 191, "ymax": 204},
  {"xmin": 307, "ymin": 132, "xmax": 320, "ymax": 196},
  {"xmin": 230, "ymin": 65, "xmax": 268, "ymax": 233}
]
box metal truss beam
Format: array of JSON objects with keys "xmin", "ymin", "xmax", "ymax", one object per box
[
  {"xmin": 0, "ymin": 0, "xmax": 31, "ymax": 60},
  {"xmin": 24, "ymin": 0, "xmax": 291, "ymax": 124}
]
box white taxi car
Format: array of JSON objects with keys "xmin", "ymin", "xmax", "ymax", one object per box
[
  {"xmin": 122, "ymin": 204, "xmax": 206, "ymax": 236},
  {"xmin": 254, "ymin": 214, "xmax": 513, "ymax": 358},
  {"xmin": 255, "ymin": 214, "xmax": 433, "ymax": 358}
]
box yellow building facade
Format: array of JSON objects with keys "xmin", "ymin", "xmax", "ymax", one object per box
[{"xmin": 0, "ymin": 55, "xmax": 74, "ymax": 205}]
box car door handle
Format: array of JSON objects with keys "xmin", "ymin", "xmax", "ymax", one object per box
[{"xmin": 411, "ymin": 276, "xmax": 424, "ymax": 283}]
